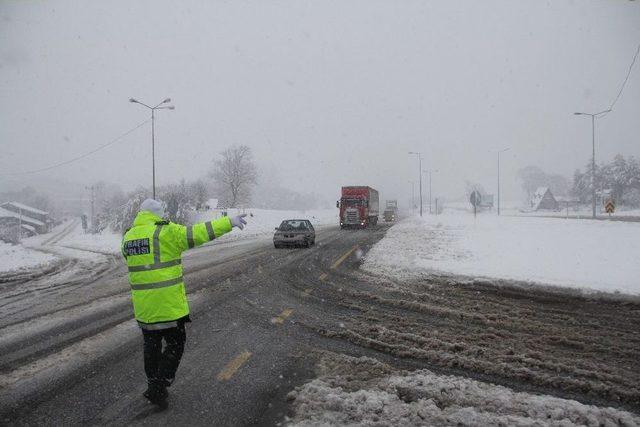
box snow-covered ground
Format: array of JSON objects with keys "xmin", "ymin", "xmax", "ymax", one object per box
[
  {"xmin": 12, "ymin": 208, "xmax": 337, "ymax": 261},
  {"xmin": 192, "ymin": 208, "xmax": 337, "ymax": 241},
  {"xmin": 56, "ymin": 228, "xmax": 123, "ymax": 255},
  {"xmin": 445, "ymin": 200, "xmax": 640, "ymax": 218},
  {"xmin": 364, "ymin": 211, "xmax": 640, "ymax": 296},
  {"xmin": 286, "ymin": 354, "xmax": 639, "ymax": 426},
  {"xmin": 0, "ymin": 241, "xmax": 58, "ymax": 273}
]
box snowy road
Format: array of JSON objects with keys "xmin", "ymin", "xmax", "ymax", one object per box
[{"xmin": 1, "ymin": 223, "xmax": 639, "ymax": 425}]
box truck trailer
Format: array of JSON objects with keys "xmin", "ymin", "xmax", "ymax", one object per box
[{"xmin": 337, "ymin": 186, "xmax": 379, "ymax": 228}]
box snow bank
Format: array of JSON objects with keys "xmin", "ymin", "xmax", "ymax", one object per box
[
  {"xmin": 363, "ymin": 212, "xmax": 640, "ymax": 295},
  {"xmin": 0, "ymin": 241, "xmax": 57, "ymax": 273},
  {"xmin": 286, "ymin": 354, "xmax": 639, "ymax": 426}
]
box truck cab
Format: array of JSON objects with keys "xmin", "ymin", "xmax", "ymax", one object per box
[
  {"xmin": 337, "ymin": 186, "xmax": 379, "ymax": 228},
  {"xmin": 383, "ymin": 200, "xmax": 398, "ymax": 222}
]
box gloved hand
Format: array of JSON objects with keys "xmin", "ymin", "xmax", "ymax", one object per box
[{"xmin": 230, "ymin": 214, "xmax": 247, "ymax": 230}]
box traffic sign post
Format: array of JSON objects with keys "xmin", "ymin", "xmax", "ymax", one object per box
[
  {"xmin": 604, "ymin": 199, "xmax": 615, "ymax": 216},
  {"xmin": 470, "ymin": 190, "xmax": 481, "ymax": 218}
]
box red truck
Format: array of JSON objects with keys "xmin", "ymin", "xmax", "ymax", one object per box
[{"xmin": 337, "ymin": 186, "xmax": 379, "ymax": 228}]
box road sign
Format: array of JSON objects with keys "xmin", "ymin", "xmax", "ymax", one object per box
[
  {"xmin": 605, "ymin": 199, "xmax": 615, "ymax": 214},
  {"xmin": 470, "ymin": 191, "xmax": 481, "ymax": 207}
]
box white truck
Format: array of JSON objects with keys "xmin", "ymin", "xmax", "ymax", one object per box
[{"xmin": 383, "ymin": 200, "xmax": 398, "ymax": 222}]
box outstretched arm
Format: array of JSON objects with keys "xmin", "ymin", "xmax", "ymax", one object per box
[{"xmin": 173, "ymin": 214, "xmax": 247, "ymax": 251}]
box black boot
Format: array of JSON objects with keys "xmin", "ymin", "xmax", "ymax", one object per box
[{"xmin": 143, "ymin": 380, "xmax": 168, "ymax": 407}]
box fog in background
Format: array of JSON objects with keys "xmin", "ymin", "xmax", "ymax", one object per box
[{"xmin": 1, "ymin": 1, "xmax": 639, "ymax": 209}]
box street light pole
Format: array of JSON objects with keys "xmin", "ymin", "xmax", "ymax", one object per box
[
  {"xmin": 130, "ymin": 97, "xmax": 175, "ymax": 199},
  {"xmin": 408, "ymin": 180, "xmax": 416, "ymax": 214},
  {"xmin": 497, "ymin": 148, "xmax": 510, "ymax": 216},
  {"xmin": 574, "ymin": 110, "xmax": 610, "ymax": 219},
  {"xmin": 423, "ymin": 169, "xmax": 438, "ymax": 214},
  {"xmin": 151, "ymin": 108, "xmax": 155, "ymax": 200},
  {"xmin": 409, "ymin": 152, "xmax": 423, "ymax": 216}
]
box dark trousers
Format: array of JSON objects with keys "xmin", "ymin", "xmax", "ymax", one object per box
[{"xmin": 142, "ymin": 322, "xmax": 186, "ymax": 386}]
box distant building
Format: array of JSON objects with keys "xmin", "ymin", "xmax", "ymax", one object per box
[
  {"xmin": 0, "ymin": 202, "xmax": 53, "ymax": 234},
  {"xmin": 480, "ymin": 194, "xmax": 494, "ymax": 208},
  {"xmin": 0, "ymin": 207, "xmax": 38, "ymax": 240},
  {"xmin": 530, "ymin": 187, "xmax": 559, "ymax": 211}
]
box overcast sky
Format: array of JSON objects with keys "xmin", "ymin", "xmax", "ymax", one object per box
[{"xmin": 1, "ymin": 0, "xmax": 639, "ymax": 206}]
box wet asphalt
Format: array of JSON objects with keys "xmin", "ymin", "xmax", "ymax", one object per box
[{"xmin": 1, "ymin": 223, "xmax": 392, "ymax": 426}]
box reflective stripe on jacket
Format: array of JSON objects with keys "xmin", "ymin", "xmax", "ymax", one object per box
[{"xmin": 122, "ymin": 210, "xmax": 232, "ymax": 324}]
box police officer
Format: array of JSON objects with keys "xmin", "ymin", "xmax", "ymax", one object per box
[{"xmin": 121, "ymin": 199, "xmax": 247, "ymax": 406}]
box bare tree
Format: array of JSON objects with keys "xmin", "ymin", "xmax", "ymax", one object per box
[
  {"xmin": 188, "ymin": 179, "xmax": 209, "ymax": 211},
  {"xmin": 210, "ymin": 145, "xmax": 258, "ymax": 208}
]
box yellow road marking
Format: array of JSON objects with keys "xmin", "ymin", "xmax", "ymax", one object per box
[
  {"xmin": 319, "ymin": 273, "xmax": 328, "ymax": 281},
  {"xmin": 271, "ymin": 308, "xmax": 294, "ymax": 325},
  {"xmin": 330, "ymin": 245, "xmax": 360, "ymax": 270},
  {"xmin": 216, "ymin": 350, "xmax": 252, "ymax": 381}
]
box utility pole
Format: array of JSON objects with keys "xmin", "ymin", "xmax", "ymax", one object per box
[
  {"xmin": 574, "ymin": 110, "xmax": 610, "ymax": 219},
  {"xmin": 409, "ymin": 152, "xmax": 423, "ymax": 216},
  {"xmin": 86, "ymin": 185, "xmax": 95, "ymax": 233},
  {"xmin": 17, "ymin": 207, "xmax": 22, "ymax": 243},
  {"xmin": 129, "ymin": 97, "xmax": 175, "ymax": 199},
  {"xmin": 497, "ymin": 148, "xmax": 510, "ymax": 215}
]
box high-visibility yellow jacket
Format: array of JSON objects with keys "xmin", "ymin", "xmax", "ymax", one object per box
[{"xmin": 121, "ymin": 210, "xmax": 232, "ymax": 327}]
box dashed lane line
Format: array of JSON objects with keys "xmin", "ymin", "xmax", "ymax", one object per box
[
  {"xmin": 216, "ymin": 350, "xmax": 252, "ymax": 381},
  {"xmin": 316, "ymin": 245, "xmax": 360, "ymax": 282},
  {"xmin": 271, "ymin": 308, "xmax": 294, "ymax": 325},
  {"xmin": 330, "ymin": 245, "xmax": 360, "ymax": 270}
]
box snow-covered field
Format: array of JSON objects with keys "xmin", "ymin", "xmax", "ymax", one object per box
[
  {"xmin": 445, "ymin": 200, "xmax": 640, "ymax": 218},
  {"xmin": 364, "ymin": 211, "xmax": 640, "ymax": 296},
  {"xmin": 286, "ymin": 354, "xmax": 639, "ymax": 426},
  {"xmin": 0, "ymin": 241, "xmax": 58, "ymax": 273}
]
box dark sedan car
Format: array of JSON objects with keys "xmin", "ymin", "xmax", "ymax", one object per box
[{"xmin": 273, "ymin": 219, "xmax": 316, "ymax": 248}]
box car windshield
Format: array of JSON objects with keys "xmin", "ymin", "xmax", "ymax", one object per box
[{"xmin": 278, "ymin": 220, "xmax": 309, "ymax": 231}]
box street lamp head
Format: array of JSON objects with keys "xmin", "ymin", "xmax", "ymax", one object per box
[
  {"xmin": 574, "ymin": 112, "xmax": 583, "ymax": 115},
  {"xmin": 167, "ymin": 106, "xmax": 175, "ymax": 110},
  {"xmin": 162, "ymin": 98, "xmax": 171, "ymax": 104},
  {"xmin": 129, "ymin": 98, "xmax": 138, "ymax": 103}
]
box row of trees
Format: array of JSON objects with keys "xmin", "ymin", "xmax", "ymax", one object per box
[
  {"xmin": 517, "ymin": 166, "xmax": 570, "ymax": 200},
  {"xmin": 95, "ymin": 145, "xmax": 259, "ymax": 232},
  {"xmin": 516, "ymin": 155, "xmax": 640, "ymax": 208},
  {"xmin": 572, "ymin": 154, "xmax": 640, "ymax": 206},
  {"xmin": 95, "ymin": 180, "xmax": 213, "ymax": 232}
]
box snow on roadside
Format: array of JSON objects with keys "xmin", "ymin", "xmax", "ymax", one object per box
[
  {"xmin": 23, "ymin": 208, "xmax": 337, "ymax": 257},
  {"xmin": 286, "ymin": 354, "xmax": 639, "ymax": 427},
  {"xmin": 363, "ymin": 212, "xmax": 640, "ymax": 296},
  {"xmin": 0, "ymin": 241, "xmax": 58, "ymax": 274},
  {"xmin": 57, "ymin": 226, "xmax": 123, "ymax": 255}
]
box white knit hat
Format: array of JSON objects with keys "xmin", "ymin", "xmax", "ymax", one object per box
[{"xmin": 140, "ymin": 198, "xmax": 165, "ymax": 218}]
